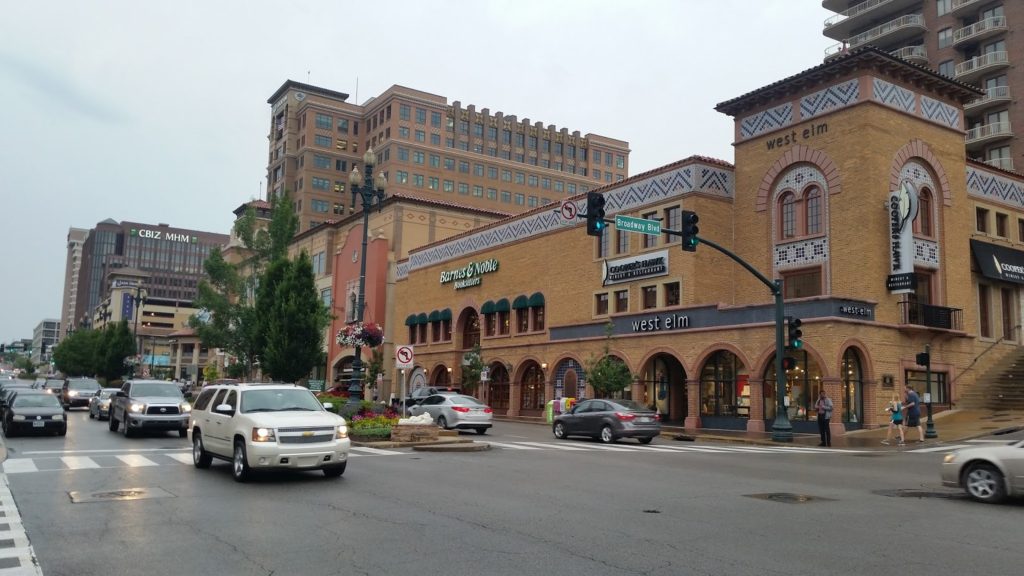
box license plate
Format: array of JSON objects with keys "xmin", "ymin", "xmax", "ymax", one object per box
[
  {"xmin": 33, "ymin": 421, "xmax": 44, "ymax": 428},
  {"xmin": 637, "ymin": 417, "xmax": 652, "ymax": 423}
]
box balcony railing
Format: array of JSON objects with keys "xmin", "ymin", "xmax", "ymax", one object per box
[
  {"xmin": 825, "ymin": 14, "xmax": 925, "ymax": 57},
  {"xmin": 965, "ymin": 121, "xmax": 1013, "ymax": 145},
  {"xmin": 965, "ymin": 85, "xmax": 1011, "ymax": 114},
  {"xmin": 983, "ymin": 157, "xmax": 1015, "ymax": 172},
  {"xmin": 953, "ymin": 16, "xmax": 1007, "ymax": 47},
  {"xmin": 890, "ymin": 45, "xmax": 927, "ymax": 63},
  {"xmin": 955, "ymin": 51, "xmax": 1009, "ymax": 82},
  {"xmin": 951, "ymin": 0, "xmax": 983, "ymax": 17},
  {"xmin": 900, "ymin": 302, "xmax": 963, "ymax": 331}
]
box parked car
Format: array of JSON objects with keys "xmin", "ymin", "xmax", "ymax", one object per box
[
  {"xmin": 2, "ymin": 390, "xmax": 66, "ymax": 437},
  {"xmin": 407, "ymin": 394, "xmax": 492, "ymax": 434},
  {"xmin": 941, "ymin": 439, "xmax": 1024, "ymax": 503},
  {"xmin": 109, "ymin": 379, "xmax": 191, "ymax": 438},
  {"xmin": 553, "ymin": 398, "xmax": 661, "ymax": 444},
  {"xmin": 405, "ymin": 386, "xmax": 461, "ymax": 407},
  {"xmin": 88, "ymin": 387, "xmax": 121, "ymax": 420},
  {"xmin": 189, "ymin": 382, "xmax": 350, "ymax": 482},
  {"xmin": 61, "ymin": 377, "xmax": 101, "ymax": 410}
]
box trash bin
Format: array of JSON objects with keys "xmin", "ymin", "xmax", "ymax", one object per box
[{"xmin": 545, "ymin": 400, "xmax": 554, "ymax": 423}]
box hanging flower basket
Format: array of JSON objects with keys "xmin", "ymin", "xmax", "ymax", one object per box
[{"xmin": 337, "ymin": 322, "xmax": 384, "ymax": 348}]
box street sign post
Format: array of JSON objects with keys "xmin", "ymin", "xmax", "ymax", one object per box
[{"xmin": 615, "ymin": 215, "xmax": 661, "ymax": 236}]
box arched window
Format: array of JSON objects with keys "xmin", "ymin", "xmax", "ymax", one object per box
[
  {"xmin": 914, "ymin": 188, "xmax": 933, "ymax": 237},
  {"xmin": 805, "ymin": 187, "xmax": 821, "ymax": 235},
  {"xmin": 780, "ymin": 192, "xmax": 796, "ymax": 239}
]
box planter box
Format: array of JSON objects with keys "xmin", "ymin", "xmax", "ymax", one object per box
[
  {"xmin": 390, "ymin": 423, "xmax": 439, "ymax": 443},
  {"xmin": 350, "ymin": 426, "xmax": 392, "ymax": 441}
]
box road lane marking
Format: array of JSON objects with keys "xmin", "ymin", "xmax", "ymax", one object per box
[
  {"xmin": 165, "ymin": 453, "xmax": 194, "ymax": 465},
  {"xmin": 515, "ymin": 441, "xmax": 592, "ymax": 451},
  {"xmin": 20, "ymin": 448, "xmax": 189, "ymax": 455},
  {"xmin": 907, "ymin": 444, "xmax": 969, "ymax": 453},
  {"xmin": 350, "ymin": 447, "xmax": 403, "ymax": 455},
  {"xmin": 1, "ymin": 460, "xmax": 38, "ymax": 474},
  {"xmin": 484, "ymin": 442, "xmax": 543, "ymax": 450},
  {"xmin": 116, "ymin": 455, "xmax": 159, "ymax": 467},
  {"xmin": 61, "ymin": 456, "xmax": 100, "ymax": 470}
]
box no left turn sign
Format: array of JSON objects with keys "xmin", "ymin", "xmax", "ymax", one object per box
[
  {"xmin": 396, "ymin": 345, "xmax": 414, "ymax": 369},
  {"xmin": 559, "ymin": 201, "xmax": 577, "ymax": 220}
]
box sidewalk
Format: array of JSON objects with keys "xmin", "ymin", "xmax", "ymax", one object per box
[{"xmin": 495, "ymin": 409, "xmax": 1024, "ymax": 450}]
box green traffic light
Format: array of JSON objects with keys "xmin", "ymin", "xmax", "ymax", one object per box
[{"xmin": 792, "ymin": 339, "xmax": 802, "ymax": 349}]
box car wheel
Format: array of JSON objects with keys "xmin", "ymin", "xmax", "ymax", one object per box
[
  {"xmin": 323, "ymin": 461, "xmax": 347, "ymax": 478},
  {"xmin": 59, "ymin": 426, "xmax": 67, "ymax": 437},
  {"xmin": 553, "ymin": 422, "xmax": 568, "ymax": 439},
  {"xmin": 963, "ymin": 463, "xmax": 1007, "ymax": 504},
  {"xmin": 638, "ymin": 436, "xmax": 654, "ymax": 445},
  {"xmin": 476, "ymin": 428, "xmax": 487, "ymax": 435},
  {"xmin": 437, "ymin": 415, "xmax": 448, "ymax": 429},
  {"xmin": 108, "ymin": 412, "xmax": 119, "ymax": 432},
  {"xmin": 4, "ymin": 421, "xmax": 14, "ymax": 438},
  {"xmin": 88, "ymin": 409, "xmax": 95, "ymax": 420},
  {"xmin": 600, "ymin": 425, "xmax": 616, "ymax": 444},
  {"xmin": 192, "ymin": 432, "xmax": 212, "ymax": 469},
  {"xmin": 232, "ymin": 441, "xmax": 251, "ymax": 482},
  {"xmin": 122, "ymin": 416, "xmax": 133, "ymax": 438},
  {"xmin": 179, "ymin": 428, "xmax": 188, "ymax": 438}
]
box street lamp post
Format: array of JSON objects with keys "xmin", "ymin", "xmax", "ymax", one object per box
[
  {"xmin": 131, "ymin": 286, "xmax": 148, "ymax": 370},
  {"xmin": 346, "ymin": 147, "xmax": 387, "ymax": 407}
]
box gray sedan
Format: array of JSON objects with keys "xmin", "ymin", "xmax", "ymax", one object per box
[
  {"xmin": 88, "ymin": 388, "xmax": 121, "ymax": 420},
  {"xmin": 941, "ymin": 438, "xmax": 1024, "ymax": 503},
  {"xmin": 553, "ymin": 398, "xmax": 661, "ymax": 444},
  {"xmin": 408, "ymin": 394, "xmax": 492, "ymax": 434}
]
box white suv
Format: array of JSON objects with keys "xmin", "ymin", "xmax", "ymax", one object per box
[{"xmin": 189, "ymin": 383, "xmax": 350, "ymax": 482}]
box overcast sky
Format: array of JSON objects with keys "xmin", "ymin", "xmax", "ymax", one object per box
[{"xmin": 0, "ymin": 0, "xmax": 832, "ymax": 344}]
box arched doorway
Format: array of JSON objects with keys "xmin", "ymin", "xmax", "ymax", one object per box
[
  {"xmin": 408, "ymin": 367, "xmax": 427, "ymax": 397},
  {"xmin": 519, "ymin": 361, "xmax": 545, "ymax": 414},
  {"xmin": 487, "ymin": 363, "xmax": 510, "ymax": 412},
  {"xmin": 638, "ymin": 354, "xmax": 686, "ymax": 423},
  {"xmin": 431, "ymin": 365, "xmax": 453, "ymax": 387},
  {"xmin": 460, "ymin": 308, "xmax": 480, "ymax": 349},
  {"xmin": 552, "ymin": 359, "xmax": 584, "ymax": 400},
  {"xmin": 699, "ymin": 350, "xmax": 747, "ymax": 430},
  {"xmin": 331, "ymin": 355, "xmax": 354, "ymax": 392},
  {"xmin": 841, "ymin": 347, "xmax": 865, "ymax": 429},
  {"xmin": 762, "ymin": 348, "xmax": 824, "ymax": 434}
]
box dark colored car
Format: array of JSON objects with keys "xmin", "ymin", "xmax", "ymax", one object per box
[
  {"xmin": 3, "ymin": 390, "xmax": 66, "ymax": 437},
  {"xmin": 40, "ymin": 378, "xmax": 64, "ymax": 396},
  {"xmin": 62, "ymin": 378, "xmax": 101, "ymax": 409},
  {"xmin": 552, "ymin": 398, "xmax": 661, "ymax": 444},
  {"xmin": 0, "ymin": 382, "xmax": 34, "ymax": 419}
]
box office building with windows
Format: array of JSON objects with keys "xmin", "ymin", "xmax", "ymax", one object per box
[
  {"xmin": 267, "ymin": 81, "xmax": 631, "ymax": 234},
  {"xmin": 59, "ymin": 227, "xmax": 89, "ymax": 342},
  {"xmin": 823, "ymin": 0, "xmax": 1023, "ymax": 173}
]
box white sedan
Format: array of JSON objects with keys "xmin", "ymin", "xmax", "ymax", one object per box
[
  {"xmin": 408, "ymin": 394, "xmax": 492, "ymax": 434},
  {"xmin": 941, "ymin": 439, "xmax": 1024, "ymax": 503}
]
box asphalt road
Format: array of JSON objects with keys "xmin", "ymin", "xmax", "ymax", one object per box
[{"xmin": 2, "ymin": 412, "xmax": 1022, "ymax": 576}]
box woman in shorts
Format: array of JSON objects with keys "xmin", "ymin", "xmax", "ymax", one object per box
[{"xmin": 881, "ymin": 394, "xmax": 905, "ymax": 446}]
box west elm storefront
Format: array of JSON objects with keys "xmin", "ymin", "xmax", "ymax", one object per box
[{"xmin": 971, "ymin": 239, "xmax": 1024, "ymax": 344}]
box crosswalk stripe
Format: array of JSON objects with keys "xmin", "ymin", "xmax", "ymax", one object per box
[
  {"xmin": 116, "ymin": 455, "xmax": 158, "ymax": 467},
  {"xmin": 515, "ymin": 441, "xmax": 592, "ymax": 451},
  {"xmin": 569, "ymin": 443, "xmax": 643, "ymax": 452},
  {"xmin": 61, "ymin": 456, "xmax": 100, "ymax": 470},
  {"xmin": 165, "ymin": 453, "xmax": 194, "ymax": 465},
  {"xmin": 482, "ymin": 441, "xmax": 543, "ymax": 450},
  {"xmin": 350, "ymin": 446, "xmax": 403, "ymax": 455},
  {"xmin": 1, "ymin": 460, "xmax": 38, "ymax": 474}
]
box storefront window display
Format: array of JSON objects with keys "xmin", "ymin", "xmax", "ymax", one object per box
[
  {"xmin": 520, "ymin": 363, "xmax": 545, "ymax": 411},
  {"xmin": 762, "ymin": 350, "xmax": 823, "ymax": 422},
  {"xmin": 841, "ymin": 348, "xmax": 864, "ymax": 426},
  {"xmin": 700, "ymin": 351, "xmax": 745, "ymax": 418},
  {"xmin": 487, "ymin": 363, "xmax": 510, "ymax": 411},
  {"xmin": 905, "ymin": 370, "xmax": 949, "ymax": 405}
]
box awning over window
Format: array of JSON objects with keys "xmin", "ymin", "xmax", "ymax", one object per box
[
  {"xmin": 416, "ymin": 313, "xmax": 429, "ymax": 325},
  {"xmin": 405, "ymin": 314, "xmax": 418, "ymax": 326},
  {"xmin": 528, "ymin": 292, "xmax": 545, "ymax": 307},
  {"xmin": 481, "ymin": 301, "xmax": 495, "ymax": 314},
  {"xmin": 495, "ymin": 298, "xmax": 511, "ymax": 312},
  {"xmin": 428, "ymin": 310, "xmax": 440, "ymax": 323},
  {"xmin": 971, "ymin": 239, "xmax": 1024, "ymax": 284},
  {"xmin": 512, "ymin": 295, "xmax": 530, "ymax": 309},
  {"xmin": 440, "ymin": 308, "xmax": 452, "ymax": 321}
]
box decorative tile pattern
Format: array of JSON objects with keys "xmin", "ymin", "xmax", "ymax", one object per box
[
  {"xmin": 740, "ymin": 103, "xmax": 793, "ymax": 139},
  {"xmin": 800, "ymin": 80, "xmax": 859, "ymax": 120},
  {"xmin": 770, "ymin": 164, "xmax": 829, "ymax": 244},
  {"xmin": 396, "ymin": 261, "xmax": 409, "ymax": 281},
  {"xmin": 920, "ymin": 96, "xmax": 960, "ymax": 129},
  {"xmin": 409, "ymin": 162, "xmax": 734, "ymax": 271},
  {"xmin": 914, "ymin": 238, "xmax": 940, "ymax": 268},
  {"xmin": 872, "ymin": 78, "xmax": 915, "ymax": 114},
  {"xmin": 774, "ymin": 238, "xmax": 830, "ymax": 269},
  {"xmin": 967, "ymin": 166, "xmax": 1024, "ymax": 209},
  {"xmin": 900, "ymin": 160, "xmax": 936, "ymax": 192}
]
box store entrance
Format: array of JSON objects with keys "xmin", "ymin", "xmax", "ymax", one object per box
[{"xmin": 638, "ymin": 354, "xmax": 686, "ymax": 423}]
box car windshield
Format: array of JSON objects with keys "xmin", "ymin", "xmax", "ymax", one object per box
[
  {"xmin": 100, "ymin": 389, "xmax": 118, "ymax": 398},
  {"xmin": 450, "ymin": 395, "xmax": 485, "ymax": 406},
  {"xmin": 13, "ymin": 394, "xmax": 62, "ymax": 408},
  {"xmin": 240, "ymin": 389, "xmax": 323, "ymax": 413},
  {"xmin": 44, "ymin": 380, "xmax": 63, "ymax": 388},
  {"xmin": 70, "ymin": 380, "xmax": 100, "ymax": 391},
  {"xmin": 132, "ymin": 383, "xmax": 183, "ymax": 398}
]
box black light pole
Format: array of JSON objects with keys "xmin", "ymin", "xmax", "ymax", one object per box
[
  {"xmin": 346, "ymin": 147, "xmax": 387, "ymax": 407},
  {"xmin": 924, "ymin": 343, "xmax": 938, "ymax": 439},
  {"xmin": 131, "ymin": 286, "xmax": 148, "ymax": 370}
]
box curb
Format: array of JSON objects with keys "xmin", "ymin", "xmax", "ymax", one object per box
[{"xmin": 412, "ymin": 442, "xmax": 491, "ymax": 452}]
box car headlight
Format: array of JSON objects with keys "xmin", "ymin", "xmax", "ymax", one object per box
[
  {"xmin": 52, "ymin": 414, "xmax": 64, "ymax": 421},
  {"xmin": 252, "ymin": 427, "xmax": 276, "ymax": 442},
  {"xmin": 943, "ymin": 453, "xmax": 958, "ymax": 464},
  {"xmin": 100, "ymin": 401, "xmax": 110, "ymax": 409},
  {"xmin": 12, "ymin": 415, "xmax": 26, "ymax": 421},
  {"xmin": 181, "ymin": 402, "xmax": 192, "ymax": 413},
  {"xmin": 68, "ymin": 390, "xmax": 79, "ymax": 397},
  {"xmin": 336, "ymin": 424, "xmax": 348, "ymax": 439},
  {"xmin": 129, "ymin": 402, "xmax": 145, "ymax": 413}
]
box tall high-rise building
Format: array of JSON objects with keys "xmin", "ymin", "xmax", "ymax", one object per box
[
  {"xmin": 59, "ymin": 227, "xmax": 89, "ymax": 341},
  {"xmin": 267, "ymin": 81, "xmax": 631, "ymax": 234},
  {"xmin": 822, "ymin": 0, "xmax": 1022, "ymax": 172}
]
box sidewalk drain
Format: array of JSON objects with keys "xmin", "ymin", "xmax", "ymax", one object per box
[
  {"xmin": 744, "ymin": 493, "xmax": 833, "ymax": 504},
  {"xmin": 69, "ymin": 487, "xmax": 175, "ymax": 504},
  {"xmin": 872, "ymin": 488, "xmax": 963, "ymax": 499}
]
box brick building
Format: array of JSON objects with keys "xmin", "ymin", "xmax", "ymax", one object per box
[{"xmin": 392, "ymin": 47, "xmax": 1024, "ymax": 435}]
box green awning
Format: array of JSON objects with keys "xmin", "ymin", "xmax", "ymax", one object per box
[
  {"xmin": 405, "ymin": 314, "xmax": 418, "ymax": 326},
  {"xmin": 416, "ymin": 313, "xmax": 429, "ymax": 325},
  {"xmin": 481, "ymin": 301, "xmax": 495, "ymax": 315},
  {"xmin": 440, "ymin": 308, "xmax": 452, "ymax": 321},
  {"xmin": 529, "ymin": 292, "xmax": 545, "ymax": 307},
  {"xmin": 512, "ymin": 295, "xmax": 530, "ymax": 309},
  {"xmin": 428, "ymin": 310, "xmax": 440, "ymax": 323},
  {"xmin": 495, "ymin": 298, "xmax": 510, "ymax": 312}
]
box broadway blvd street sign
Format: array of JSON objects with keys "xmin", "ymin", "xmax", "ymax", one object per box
[{"xmin": 615, "ymin": 215, "xmax": 661, "ymax": 236}]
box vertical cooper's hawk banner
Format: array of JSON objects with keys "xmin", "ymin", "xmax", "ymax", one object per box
[{"xmin": 887, "ymin": 181, "xmax": 919, "ymax": 294}]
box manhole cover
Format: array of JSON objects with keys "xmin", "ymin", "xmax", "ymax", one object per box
[
  {"xmin": 744, "ymin": 492, "xmax": 833, "ymax": 504},
  {"xmin": 872, "ymin": 488, "xmax": 963, "ymax": 499},
  {"xmin": 69, "ymin": 487, "xmax": 175, "ymax": 504}
]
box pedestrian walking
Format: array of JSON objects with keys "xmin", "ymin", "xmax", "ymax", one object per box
[
  {"xmin": 881, "ymin": 394, "xmax": 905, "ymax": 445},
  {"xmin": 904, "ymin": 383, "xmax": 925, "ymax": 443},
  {"xmin": 815, "ymin": 389, "xmax": 833, "ymax": 447}
]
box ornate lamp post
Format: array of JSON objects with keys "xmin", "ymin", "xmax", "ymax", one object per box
[
  {"xmin": 131, "ymin": 286, "xmax": 148, "ymax": 369},
  {"xmin": 346, "ymin": 147, "xmax": 387, "ymax": 406}
]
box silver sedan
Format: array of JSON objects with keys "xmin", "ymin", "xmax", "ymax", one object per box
[
  {"xmin": 408, "ymin": 394, "xmax": 493, "ymax": 434},
  {"xmin": 941, "ymin": 438, "xmax": 1024, "ymax": 503},
  {"xmin": 88, "ymin": 388, "xmax": 121, "ymax": 421}
]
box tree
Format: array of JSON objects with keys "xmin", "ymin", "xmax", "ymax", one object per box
[
  {"xmin": 203, "ymin": 363, "xmax": 219, "ymax": 383},
  {"xmin": 14, "ymin": 356, "xmax": 35, "ymax": 376},
  {"xmin": 52, "ymin": 329, "xmax": 101, "ymax": 376},
  {"xmin": 364, "ymin": 348, "xmax": 385, "ymax": 393},
  {"xmin": 460, "ymin": 344, "xmax": 485, "ymax": 394},
  {"xmin": 262, "ymin": 252, "xmax": 331, "ymax": 383},
  {"xmin": 95, "ymin": 322, "xmax": 136, "ymax": 383},
  {"xmin": 584, "ymin": 323, "xmax": 633, "ymax": 398}
]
